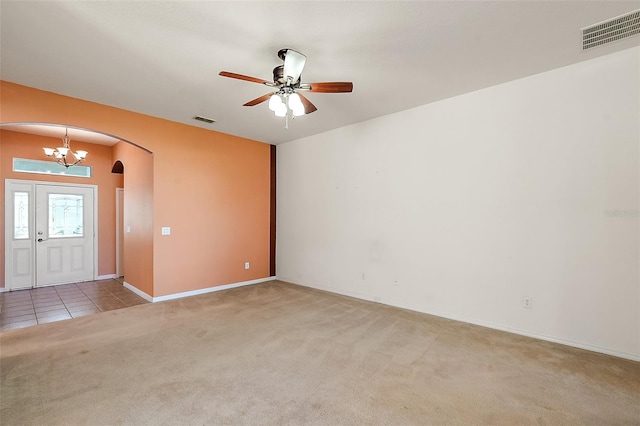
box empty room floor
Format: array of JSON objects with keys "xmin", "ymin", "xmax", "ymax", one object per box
[
  {"xmin": 0, "ymin": 279, "xmax": 148, "ymax": 331},
  {"xmin": 1, "ymin": 280, "xmax": 638, "ymax": 424}
]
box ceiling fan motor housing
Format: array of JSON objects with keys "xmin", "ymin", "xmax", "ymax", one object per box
[{"xmin": 273, "ymin": 65, "xmax": 285, "ymax": 84}]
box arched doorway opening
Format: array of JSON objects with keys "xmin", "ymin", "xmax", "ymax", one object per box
[
  {"xmin": 111, "ymin": 160, "xmax": 124, "ymax": 174},
  {"xmin": 1, "ymin": 122, "xmax": 153, "ymax": 295}
]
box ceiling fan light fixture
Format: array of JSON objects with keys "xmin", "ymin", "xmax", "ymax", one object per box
[
  {"xmin": 275, "ymin": 104, "xmax": 287, "ymax": 117},
  {"xmin": 288, "ymin": 92, "xmax": 304, "ymax": 110},
  {"xmin": 269, "ymin": 94, "xmax": 283, "ymax": 112},
  {"xmin": 288, "ymin": 93, "xmax": 305, "ymax": 116}
]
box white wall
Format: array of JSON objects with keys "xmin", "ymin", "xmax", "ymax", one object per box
[{"xmin": 277, "ymin": 47, "xmax": 640, "ymax": 361}]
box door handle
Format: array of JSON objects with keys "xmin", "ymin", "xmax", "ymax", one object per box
[{"xmin": 37, "ymin": 238, "xmax": 46, "ymax": 242}]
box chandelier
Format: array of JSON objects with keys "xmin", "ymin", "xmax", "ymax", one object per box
[{"xmin": 43, "ymin": 128, "xmax": 88, "ymax": 168}]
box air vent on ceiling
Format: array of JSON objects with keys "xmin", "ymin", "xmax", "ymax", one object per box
[
  {"xmin": 193, "ymin": 115, "xmax": 215, "ymax": 124},
  {"xmin": 582, "ymin": 9, "xmax": 640, "ymax": 50}
]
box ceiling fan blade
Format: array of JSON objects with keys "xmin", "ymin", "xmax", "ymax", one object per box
[
  {"xmin": 283, "ymin": 49, "xmax": 306, "ymax": 84},
  {"xmin": 297, "ymin": 93, "xmax": 317, "ymax": 114},
  {"xmin": 304, "ymin": 82, "xmax": 353, "ymax": 93},
  {"xmin": 243, "ymin": 93, "xmax": 273, "ymax": 107},
  {"xmin": 219, "ymin": 71, "xmax": 271, "ymax": 85}
]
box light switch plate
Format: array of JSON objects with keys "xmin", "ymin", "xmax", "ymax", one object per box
[{"xmin": 161, "ymin": 227, "xmax": 171, "ymax": 236}]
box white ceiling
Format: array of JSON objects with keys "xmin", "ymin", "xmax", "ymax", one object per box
[{"xmin": 1, "ymin": 1, "xmax": 639, "ymax": 145}]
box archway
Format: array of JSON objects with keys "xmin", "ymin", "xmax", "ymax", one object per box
[{"xmin": 0, "ymin": 122, "xmax": 153, "ymax": 296}]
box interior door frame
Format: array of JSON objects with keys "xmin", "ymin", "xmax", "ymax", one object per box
[{"xmin": 4, "ymin": 178, "xmax": 99, "ymax": 290}]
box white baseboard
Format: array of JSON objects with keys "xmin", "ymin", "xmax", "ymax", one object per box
[
  {"xmin": 277, "ymin": 277, "xmax": 640, "ymax": 362},
  {"xmin": 402, "ymin": 303, "xmax": 640, "ymax": 362},
  {"xmin": 96, "ymin": 274, "xmax": 118, "ymax": 280},
  {"xmin": 0, "ymin": 287, "xmax": 7, "ymax": 293},
  {"xmin": 123, "ymin": 276, "xmax": 276, "ymax": 303},
  {"xmin": 123, "ymin": 281, "xmax": 153, "ymax": 302}
]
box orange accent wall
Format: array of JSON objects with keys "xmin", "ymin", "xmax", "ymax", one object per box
[
  {"xmin": 112, "ymin": 141, "xmax": 154, "ymax": 296},
  {"xmin": 1, "ymin": 81, "xmax": 271, "ymax": 297},
  {"xmin": 0, "ymin": 130, "xmax": 123, "ymax": 287}
]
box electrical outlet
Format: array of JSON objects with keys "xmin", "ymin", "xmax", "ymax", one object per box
[
  {"xmin": 522, "ymin": 296, "xmax": 532, "ymax": 309},
  {"xmin": 245, "ymin": 262, "xmax": 250, "ymax": 270}
]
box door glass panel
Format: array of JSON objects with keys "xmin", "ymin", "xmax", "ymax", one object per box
[
  {"xmin": 48, "ymin": 194, "xmax": 84, "ymax": 238},
  {"xmin": 14, "ymin": 191, "xmax": 29, "ymax": 239}
]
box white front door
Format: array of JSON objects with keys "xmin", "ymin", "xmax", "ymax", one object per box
[
  {"xmin": 5, "ymin": 180, "xmax": 96, "ymax": 290},
  {"xmin": 35, "ymin": 184, "xmax": 95, "ymax": 286}
]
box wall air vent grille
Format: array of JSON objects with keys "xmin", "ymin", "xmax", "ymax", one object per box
[{"xmin": 582, "ymin": 10, "xmax": 640, "ymax": 50}]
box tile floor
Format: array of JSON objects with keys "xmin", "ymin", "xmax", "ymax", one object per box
[{"xmin": 0, "ymin": 279, "xmax": 149, "ymax": 331}]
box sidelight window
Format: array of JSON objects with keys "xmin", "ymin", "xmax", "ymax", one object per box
[{"xmin": 13, "ymin": 191, "xmax": 29, "ymax": 239}]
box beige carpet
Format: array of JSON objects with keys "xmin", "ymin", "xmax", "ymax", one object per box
[{"xmin": 1, "ymin": 280, "xmax": 638, "ymax": 425}]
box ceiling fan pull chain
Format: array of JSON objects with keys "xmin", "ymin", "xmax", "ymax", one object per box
[{"xmin": 285, "ymin": 112, "xmax": 289, "ymax": 129}]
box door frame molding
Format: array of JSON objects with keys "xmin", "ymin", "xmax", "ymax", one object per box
[{"xmin": 4, "ymin": 178, "xmax": 99, "ymax": 290}]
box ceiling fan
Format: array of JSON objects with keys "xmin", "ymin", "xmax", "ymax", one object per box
[{"xmin": 219, "ymin": 48, "xmax": 353, "ymax": 125}]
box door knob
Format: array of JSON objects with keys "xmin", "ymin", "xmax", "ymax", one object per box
[{"xmin": 37, "ymin": 238, "xmax": 44, "ymax": 242}]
